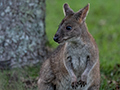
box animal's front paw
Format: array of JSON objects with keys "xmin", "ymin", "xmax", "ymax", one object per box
[
  {"xmin": 77, "ymin": 80, "xmax": 87, "ymax": 87},
  {"xmin": 71, "ymin": 81, "xmax": 78, "ymax": 89},
  {"xmin": 78, "ymin": 74, "xmax": 87, "ymax": 87},
  {"xmin": 71, "ymin": 76, "xmax": 78, "ymax": 89}
]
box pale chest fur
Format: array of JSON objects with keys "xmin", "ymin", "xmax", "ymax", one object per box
[{"xmin": 64, "ymin": 38, "xmax": 90, "ymax": 76}]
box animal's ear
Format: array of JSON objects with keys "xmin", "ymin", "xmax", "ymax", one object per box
[
  {"xmin": 63, "ymin": 3, "xmax": 74, "ymax": 16},
  {"xmin": 74, "ymin": 3, "xmax": 90, "ymax": 23}
]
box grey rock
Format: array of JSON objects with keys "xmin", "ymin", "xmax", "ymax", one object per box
[{"xmin": 0, "ymin": 0, "xmax": 47, "ymax": 68}]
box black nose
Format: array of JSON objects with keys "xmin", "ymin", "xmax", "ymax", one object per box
[{"xmin": 53, "ymin": 34, "xmax": 59, "ymax": 42}]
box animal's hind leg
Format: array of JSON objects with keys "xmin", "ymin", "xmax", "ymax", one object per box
[
  {"xmin": 38, "ymin": 59, "xmax": 55, "ymax": 90},
  {"xmin": 38, "ymin": 78, "xmax": 54, "ymax": 90},
  {"xmin": 88, "ymin": 85, "xmax": 99, "ymax": 90}
]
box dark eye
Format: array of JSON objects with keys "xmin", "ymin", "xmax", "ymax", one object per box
[{"xmin": 66, "ymin": 26, "xmax": 72, "ymax": 30}]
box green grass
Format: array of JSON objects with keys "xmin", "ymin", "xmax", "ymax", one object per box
[
  {"xmin": 0, "ymin": 0, "xmax": 120, "ymax": 89},
  {"xmin": 0, "ymin": 65, "xmax": 40, "ymax": 90}
]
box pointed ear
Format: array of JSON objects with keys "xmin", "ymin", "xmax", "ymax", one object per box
[
  {"xmin": 63, "ymin": 3, "xmax": 74, "ymax": 16},
  {"xmin": 75, "ymin": 3, "xmax": 90, "ymax": 23}
]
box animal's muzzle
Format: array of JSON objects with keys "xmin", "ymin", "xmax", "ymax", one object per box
[{"xmin": 53, "ymin": 34, "xmax": 59, "ymax": 42}]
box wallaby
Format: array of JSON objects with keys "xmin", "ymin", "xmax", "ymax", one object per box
[{"xmin": 38, "ymin": 3, "xmax": 100, "ymax": 90}]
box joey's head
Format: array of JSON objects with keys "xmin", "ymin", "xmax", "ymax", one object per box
[{"xmin": 53, "ymin": 3, "xmax": 90, "ymax": 44}]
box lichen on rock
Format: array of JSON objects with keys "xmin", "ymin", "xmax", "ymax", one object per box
[{"xmin": 0, "ymin": 0, "xmax": 46, "ymax": 68}]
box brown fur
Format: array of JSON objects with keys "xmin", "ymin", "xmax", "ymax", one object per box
[{"xmin": 38, "ymin": 3, "xmax": 100, "ymax": 90}]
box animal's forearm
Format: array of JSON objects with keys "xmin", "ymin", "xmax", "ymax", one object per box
[
  {"xmin": 63, "ymin": 56, "xmax": 77, "ymax": 83},
  {"xmin": 81, "ymin": 59, "xmax": 98, "ymax": 82}
]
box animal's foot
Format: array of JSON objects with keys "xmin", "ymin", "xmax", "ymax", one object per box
[{"xmin": 77, "ymin": 80, "xmax": 87, "ymax": 87}]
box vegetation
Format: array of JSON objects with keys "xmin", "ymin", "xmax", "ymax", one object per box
[{"xmin": 0, "ymin": 0, "xmax": 119, "ymax": 90}]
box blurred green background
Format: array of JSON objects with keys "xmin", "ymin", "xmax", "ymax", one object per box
[{"xmin": 0, "ymin": 0, "xmax": 119, "ymax": 90}]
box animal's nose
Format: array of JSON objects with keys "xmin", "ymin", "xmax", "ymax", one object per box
[{"xmin": 53, "ymin": 34, "xmax": 59, "ymax": 42}]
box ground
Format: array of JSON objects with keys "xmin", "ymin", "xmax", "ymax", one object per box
[{"xmin": 0, "ymin": 0, "xmax": 120, "ymax": 90}]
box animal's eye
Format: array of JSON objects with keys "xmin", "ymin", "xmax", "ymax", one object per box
[{"xmin": 66, "ymin": 26, "xmax": 72, "ymax": 30}]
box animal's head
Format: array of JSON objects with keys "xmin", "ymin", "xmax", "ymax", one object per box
[{"xmin": 53, "ymin": 3, "xmax": 90, "ymax": 44}]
